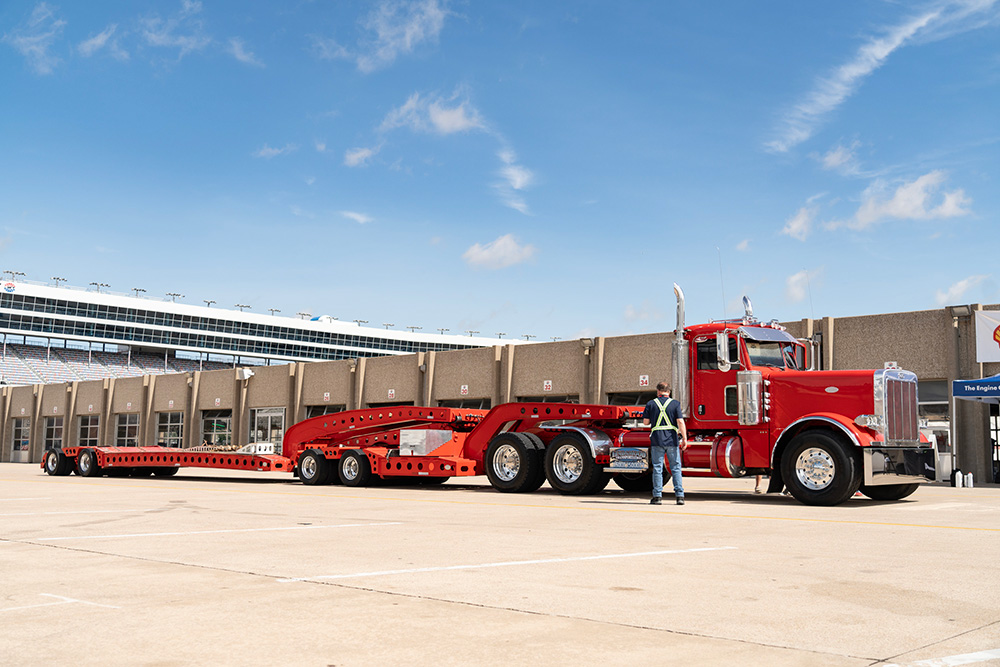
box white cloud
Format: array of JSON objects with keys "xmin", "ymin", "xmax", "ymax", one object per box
[
  {"xmin": 141, "ymin": 0, "xmax": 211, "ymax": 60},
  {"xmin": 78, "ymin": 24, "xmax": 128, "ymax": 61},
  {"xmin": 340, "ymin": 210, "xmax": 373, "ymax": 224},
  {"xmin": 736, "ymin": 239, "xmax": 750, "ymax": 252},
  {"xmin": 624, "ymin": 300, "xmax": 665, "ymax": 323},
  {"xmin": 2, "ymin": 3, "xmax": 67, "ymax": 75},
  {"xmin": 290, "ymin": 206, "xmax": 314, "ymax": 218},
  {"xmin": 462, "ymin": 234, "xmax": 536, "ymax": 269},
  {"xmin": 834, "ymin": 170, "xmax": 971, "ymax": 229},
  {"xmin": 786, "ymin": 268, "xmax": 821, "ymax": 303},
  {"xmin": 305, "ymin": 177, "xmax": 316, "ymax": 186},
  {"xmin": 314, "ymin": 140, "xmax": 327, "ymax": 153},
  {"xmin": 782, "ymin": 205, "xmax": 817, "ymax": 241},
  {"xmin": 344, "ymin": 146, "xmax": 379, "ymax": 167},
  {"xmin": 935, "ymin": 274, "xmax": 989, "ymax": 305},
  {"xmin": 311, "ymin": 36, "xmax": 350, "ymax": 61},
  {"xmin": 252, "ymin": 143, "xmax": 297, "ymax": 158},
  {"xmin": 379, "ymin": 91, "xmax": 484, "ymax": 135},
  {"xmin": 494, "ymin": 149, "xmax": 534, "ymax": 214},
  {"xmin": 356, "ymin": 0, "xmax": 447, "ymax": 73},
  {"xmin": 228, "ymin": 37, "xmax": 263, "ymax": 66},
  {"xmin": 764, "ymin": 2, "xmax": 1000, "ymax": 153},
  {"xmin": 818, "ymin": 140, "xmax": 862, "ymax": 175}
]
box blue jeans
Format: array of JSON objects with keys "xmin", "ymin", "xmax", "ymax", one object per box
[{"xmin": 651, "ymin": 443, "xmax": 683, "ymax": 499}]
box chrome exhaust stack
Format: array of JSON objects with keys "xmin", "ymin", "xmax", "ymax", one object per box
[
  {"xmin": 742, "ymin": 295, "xmax": 753, "ymax": 323},
  {"xmin": 671, "ymin": 283, "xmax": 690, "ymax": 418}
]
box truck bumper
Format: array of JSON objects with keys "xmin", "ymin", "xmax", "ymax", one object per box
[{"xmin": 863, "ymin": 447, "xmax": 936, "ymax": 486}]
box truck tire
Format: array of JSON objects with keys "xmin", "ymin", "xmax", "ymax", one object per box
[
  {"xmin": 338, "ymin": 450, "xmax": 372, "ymax": 487},
  {"xmin": 44, "ymin": 449, "xmax": 73, "ymax": 476},
  {"xmin": 77, "ymin": 449, "xmax": 102, "ymax": 477},
  {"xmin": 544, "ymin": 432, "xmax": 608, "ymax": 495},
  {"xmin": 613, "ymin": 471, "xmax": 653, "ymax": 492},
  {"xmin": 299, "ymin": 449, "xmax": 331, "ymax": 485},
  {"xmin": 859, "ymin": 483, "xmax": 919, "ymax": 501},
  {"xmin": 780, "ymin": 430, "xmax": 860, "ymax": 506},
  {"xmin": 485, "ymin": 433, "xmax": 545, "ymax": 493},
  {"xmin": 153, "ymin": 467, "xmax": 179, "ymax": 477}
]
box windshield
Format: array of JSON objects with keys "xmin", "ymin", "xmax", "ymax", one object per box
[{"xmin": 745, "ymin": 340, "xmax": 803, "ymax": 370}]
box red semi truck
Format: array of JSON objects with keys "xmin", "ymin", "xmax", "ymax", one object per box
[{"xmin": 42, "ymin": 285, "xmax": 935, "ymax": 505}]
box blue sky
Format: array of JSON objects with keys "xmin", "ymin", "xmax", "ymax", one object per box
[{"xmin": 1, "ymin": 0, "xmax": 998, "ymax": 341}]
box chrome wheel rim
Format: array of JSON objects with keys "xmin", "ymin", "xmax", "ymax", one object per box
[
  {"xmin": 552, "ymin": 444, "xmax": 583, "ymax": 484},
  {"xmin": 492, "ymin": 444, "xmax": 520, "ymax": 482},
  {"xmin": 342, "ymin": 456, "xmax": 359, "ymax": 481},
  {"xmin": 795, "ymin": 447, "xmax": 835, "ymax": 490},
  {"xmin": 46, "ymin": 452, "xmax": 58, "ymax": 473},
  {"xmin": 79, "ymin": 453, "xmax": 91, "ymax": 474},
  {"xmin": 301, "ymin": 456, "xmax": 317, "ymax": 480}
]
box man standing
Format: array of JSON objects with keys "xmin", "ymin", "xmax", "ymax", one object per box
[{"xmin": 642, "ymin": 382, "xmax": 688, "ymax": 505}]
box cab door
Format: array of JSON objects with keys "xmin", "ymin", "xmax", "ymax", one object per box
[{"xmin": 690, "ymin": 334, "xmax": 741, "ymax": 425}]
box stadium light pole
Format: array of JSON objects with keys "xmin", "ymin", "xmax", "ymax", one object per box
[
  {"xmin": 51, "ymin": 276, "xmax": 66, "ymax": 288},
  {"xmin": 89, "ymin": 282, "xmax": 100, "ymax": 291},
  {"xmin": 3, "ymin": 271, "xmax": 13, "ymax": 281},
  {"xmin": 465, "ymin": 330, "xmax": 479, "ymax": 337},
  {"xmin": 522, "ymin": 334, "xmax": 536, "ymax": 341},
  {"xmin": 268, "ymin": 308, "xmax": 280, "ymax": 316},
  {"xmin": 382, "ymin": 323, "xmax": 394, "ymax": 329},
  {"xmin": 203, "ymin": 300, "xmax": 216, "ymax": 308},
  {"xmin": 132, "ymin": 288, "xmax": 146, "ymax": 298},
  {"xmin": 407, "ymin": 326, "xmax": 422, "ymax": 333},
  {"xmin": 99, "ymin": 283, "xmax": 110, "ymax": 292},
  {"xmin": 550, "ymin": 337, "xmax": 561, "ymax": 342},
  {"xmin": 297, "ymin": 312, "xmax": 311, "ymax": 320},
  {"xmin": 496, "ymin": 332, "xmax": 505, "ymax": 339},
  {"xmin": 235, "ymin": 304, "xmax": 251, "ymax": 312},
  {"xmin": 353, "ymin": 319, "xmax": 368, "ymax": 326},
  {"xmin": 12, "ymin": 271, "xmax": 25, "ymax": 281},
  {"xmin": 437, "ymin": 328, "xmax": 449, "ymax": 335}
]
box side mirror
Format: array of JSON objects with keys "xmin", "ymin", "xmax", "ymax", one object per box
[{"xmin": 716, "ymin": 332, "xmax": 731, "ymax": 372}]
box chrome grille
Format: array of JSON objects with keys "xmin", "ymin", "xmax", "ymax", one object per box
[{"xmin": 883, "ymin": 375, "xmax": 918, "ymax": 444}]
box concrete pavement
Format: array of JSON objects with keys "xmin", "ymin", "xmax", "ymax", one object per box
[{"xmin": 1, "ymin": 463, "xmax": 998, "ymax": 666}]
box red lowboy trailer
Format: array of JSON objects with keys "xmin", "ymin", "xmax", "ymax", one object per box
[{"xmin": 42, "ymin": 285, "xmax": 936, "ymax": 505}]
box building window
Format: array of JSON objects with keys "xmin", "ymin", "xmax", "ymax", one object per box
[
  {"xmin": 437, "ymin": 398, "xmax": 492, "ymax": 409},
  {"xmin": 605, "ymin": 392, "xmax": 655, "ymax": 406},
  {"xmin": 516, "ymin": 395, "xmax": 580, "ymax": 403},
  {"xmin": 305, "ymin": 405, "xmax": 346, "ymax": 419},
  {"xmin": 78, "ymin": 416, "xmax": 100, "ymax": 447},
  {"xmin": 917, "ymin": 380, "xmax": 949, "ymax": 419},
  {"xmin": 201, "ymin": 410, "xmax": 232, "ymax": 448},
  {"xmin": 44, "ymin": 417, "xmax": 64, "ymax": 449},
  {"xmin": 12, "ymin": 418, "xmax": 30, "ymax": 452},
  {"xmin": 250, "ymin": 407, "xmax": 285, "ymax": 445},
  {"xmin": 116, "ymin": 413, "xmax": 140, "ymax": 447},
  {"xmin": 156, "ymin": 412, "xmax": 184, "ymax": 448}
]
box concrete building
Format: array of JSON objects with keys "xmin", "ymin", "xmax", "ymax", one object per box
[{"xmin": 3, "ymin": 302, "xmax": 998, "ymax": 484}]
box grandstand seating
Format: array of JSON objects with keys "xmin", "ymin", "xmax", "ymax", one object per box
[
  {"xmin": 54, "ymin": 348, "xmax": 110, "ymax": 382},
  {"xmin": 17, "ymin": 345, "xmax": 79, "ymax": 383},
  {"xmin": 0, "ymin": 343, "xmax": 261, "ymax": 387}
]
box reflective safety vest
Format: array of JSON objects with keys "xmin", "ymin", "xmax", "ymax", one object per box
[{"xmin": 651, "ymin": 397, "xmax": 679, "ymax": 433}]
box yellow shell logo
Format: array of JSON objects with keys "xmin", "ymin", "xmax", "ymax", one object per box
[{"xmin": 994, "ymin": 325, "xmax": 1000, "ymax": 350}]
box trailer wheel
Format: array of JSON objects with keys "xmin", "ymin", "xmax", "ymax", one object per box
[
  {"xmin": 44, "ymin": 449, "xmax": 73, "ymax": 476},
  {"xmin": 780, "ymin": 430, "xmax": 860, "ymax": 506},
  {"xmin": 485, "ymin": 433, "xmax": 544, "ymax": 493},
  {"xmin": 859, "ymin": 483, "xmax": 919, "ymax": 501},
  {"xmin": 339, "ymin": 450, "xmax": 372, "ymax": 487},
  {"xmin": 299, "ymin": 449, "xmax": 332, "ymax": 485},
  {"xmin": 153, "ymin": 467, "xmax": 179, "ymax": 477},
  {"xmin": 544, "ymin": 433, "xmax": 608, "ymax": 495},
  {"xmin": 613, "ymin": 471, "xmax": 653, "ymax": 492},
  {"xmin": 77, "ymin": 449, "xmax": 102, "ymax": 478}
]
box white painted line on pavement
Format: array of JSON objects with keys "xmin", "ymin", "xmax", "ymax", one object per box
[
  {"xmin": 37, "ymin": 521, "xmax": 402, "ymax": 542},
  {"xmin": 884, "ymin": 647, "xmax": 1000, "ymax": 666},
  {"xmin": 278, "ymin": 546, "xmax": 737, "ymax": 583},
  {"xmin": 0, "ymin": 510, "xmax": 146, "ymax": 516},
  {"xmin": 0, "ymin": 594, "xmax": 120, "ymax": 613}
]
